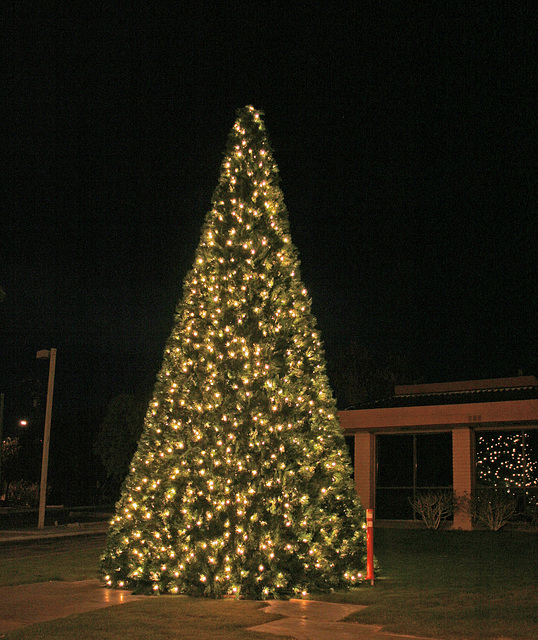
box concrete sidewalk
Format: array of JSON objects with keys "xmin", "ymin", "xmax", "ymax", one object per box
[
  {"xmin": 0, "ymin": 520, "xmax": 109, "ymax": 544},
  {"xmin": 0, "ymin": 580, "xmax": 442, "ymax": 640},
  {"xmin": 0, "ymin": 580, "xmax": 144, "ymax": 634},
  {"xmin": 0, "ymin": 525, "xmax": 442, "ymax": 639},
  {"xmin": 251, "ymin": 599, "xmax": 440, "ymax": 640}
]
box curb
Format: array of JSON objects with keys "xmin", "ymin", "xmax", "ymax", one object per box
[{"xmin": 0, "ymin": 522, "xmax": 109, "ymax": 545}]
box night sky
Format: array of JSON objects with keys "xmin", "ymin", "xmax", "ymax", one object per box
[{"xmin": 3, "ymin": 4, "xmax": 536, "ymax": 445}]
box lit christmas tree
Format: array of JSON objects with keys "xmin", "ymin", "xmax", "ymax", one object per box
[
  {"xmin": 477, "ymin": 432, "xmax": 538, "ymax": 503},
  {"xmin": 101, "ymin": 106, "xmax": 366, "ymax": 598}
]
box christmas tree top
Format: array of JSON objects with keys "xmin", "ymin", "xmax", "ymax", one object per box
[{"xmin": 101, "ymin": 106, "xmax": 366, "ymax": 598}]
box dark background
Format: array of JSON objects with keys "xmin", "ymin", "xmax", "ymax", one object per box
[{"xmin": 2, "ymin": 3, "xmax": 535, "ymax": 502}]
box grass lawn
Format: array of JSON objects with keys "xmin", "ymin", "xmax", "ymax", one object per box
[
  {"xmin": 0, "ymin": 546, "xmax": 101, "ymax": 586},
  {"xmin": 1, "ymin": 528, "xmax": 536, "ymax": 639},
  {"xmin": 2, "ymin": 598, "xmax": 286, "ymax": 640},
  {"xmin": 320, "ymin": 528, "xmax": 538, "ymax": 639}
]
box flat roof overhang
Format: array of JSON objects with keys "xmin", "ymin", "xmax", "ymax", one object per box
[{"xmin": 339, "ymin": 398, "xmax": 538, "ymax": 434}]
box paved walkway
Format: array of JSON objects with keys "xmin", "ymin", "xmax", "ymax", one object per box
[
  {"xmin": 0, "ymin": 580, "xmax": 441, "ymax": 639},
  {"xmin": 0, "ymin": 525, "xmax": 441, "ymax": 639},
  {"xmin": 250, "ymin": 599, "xmax": 439, "ymax": 639},
  {"xmin": 0, "ymin": 580, "xmax": 144, "ymax": 634},
  {"xmin": 0, "ymin": 521, "xmax": 109, "ymax": 544}
]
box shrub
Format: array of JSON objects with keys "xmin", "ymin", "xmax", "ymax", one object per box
[
  {"xmin": 409, "ymin": 490, "xmax": 454, "ymax": 529},
  {"xmin": 5, "ymin": 480, "xmax": 43, "ymax": 507},
  {"xmin": 521, "ymin": 503, "xmax": 538, "ymax": 528},
  {"xmin": 468, "ymin": 488, "xmax": 518, "ymax": 531}
]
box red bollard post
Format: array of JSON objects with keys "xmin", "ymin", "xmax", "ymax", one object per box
[{"xmin": 366, "ymin": 508, "xmax": 374, "ymax": 585}]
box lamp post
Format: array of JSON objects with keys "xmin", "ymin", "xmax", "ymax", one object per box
[
  {"xmin": 36, "ymin": 349, "xmax": 56, "ymax": 529},
  {"xmin": 0, "ymin": 393, "xmax": 4, "ymax": 500}
]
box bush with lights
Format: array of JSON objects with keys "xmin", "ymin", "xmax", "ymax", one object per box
[{"xmin": 100, "ymin": 106, "xmax": 367, "ymax": 598}]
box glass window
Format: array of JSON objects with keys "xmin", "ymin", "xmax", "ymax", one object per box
[
  {"xmin": 416, "ymin": 433, "xmax": 452, "ymax": 487},
  {"xmin": 476, "ymin": 430, "xmax": 538, "ymax": 510},
  {"xmin": 377, "ymin": 435, "xmax": 413, "ymax": 487},
  {"xmin": 376, "ymin": 432, "xmax": 452, "ymax": 520},
  {"xmin": 344, "ymin": 436, "xmax": 355, "ymax": 480}
]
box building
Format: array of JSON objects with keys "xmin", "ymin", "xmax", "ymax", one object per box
[{"xmin": 339, "ymin": 376, "xmax": 538, "ymax": 529}]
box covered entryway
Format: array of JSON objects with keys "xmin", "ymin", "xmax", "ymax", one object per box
[{"xmin": 339, "ymin": 376, "xmax": 538, "ymax": 529}]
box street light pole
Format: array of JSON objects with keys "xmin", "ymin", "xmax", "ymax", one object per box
[
  {"xmin": 0, "ymin": 393, "xmax": 4, "ymax": 500},
  {"xmin": 36, "ymin": 349, "xmax": 56, "ymax": 529}
]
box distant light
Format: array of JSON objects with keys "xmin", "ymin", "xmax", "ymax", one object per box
[{"xmin": 19, "ymin": 420, "xmax": 28, "ymax": 427}]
